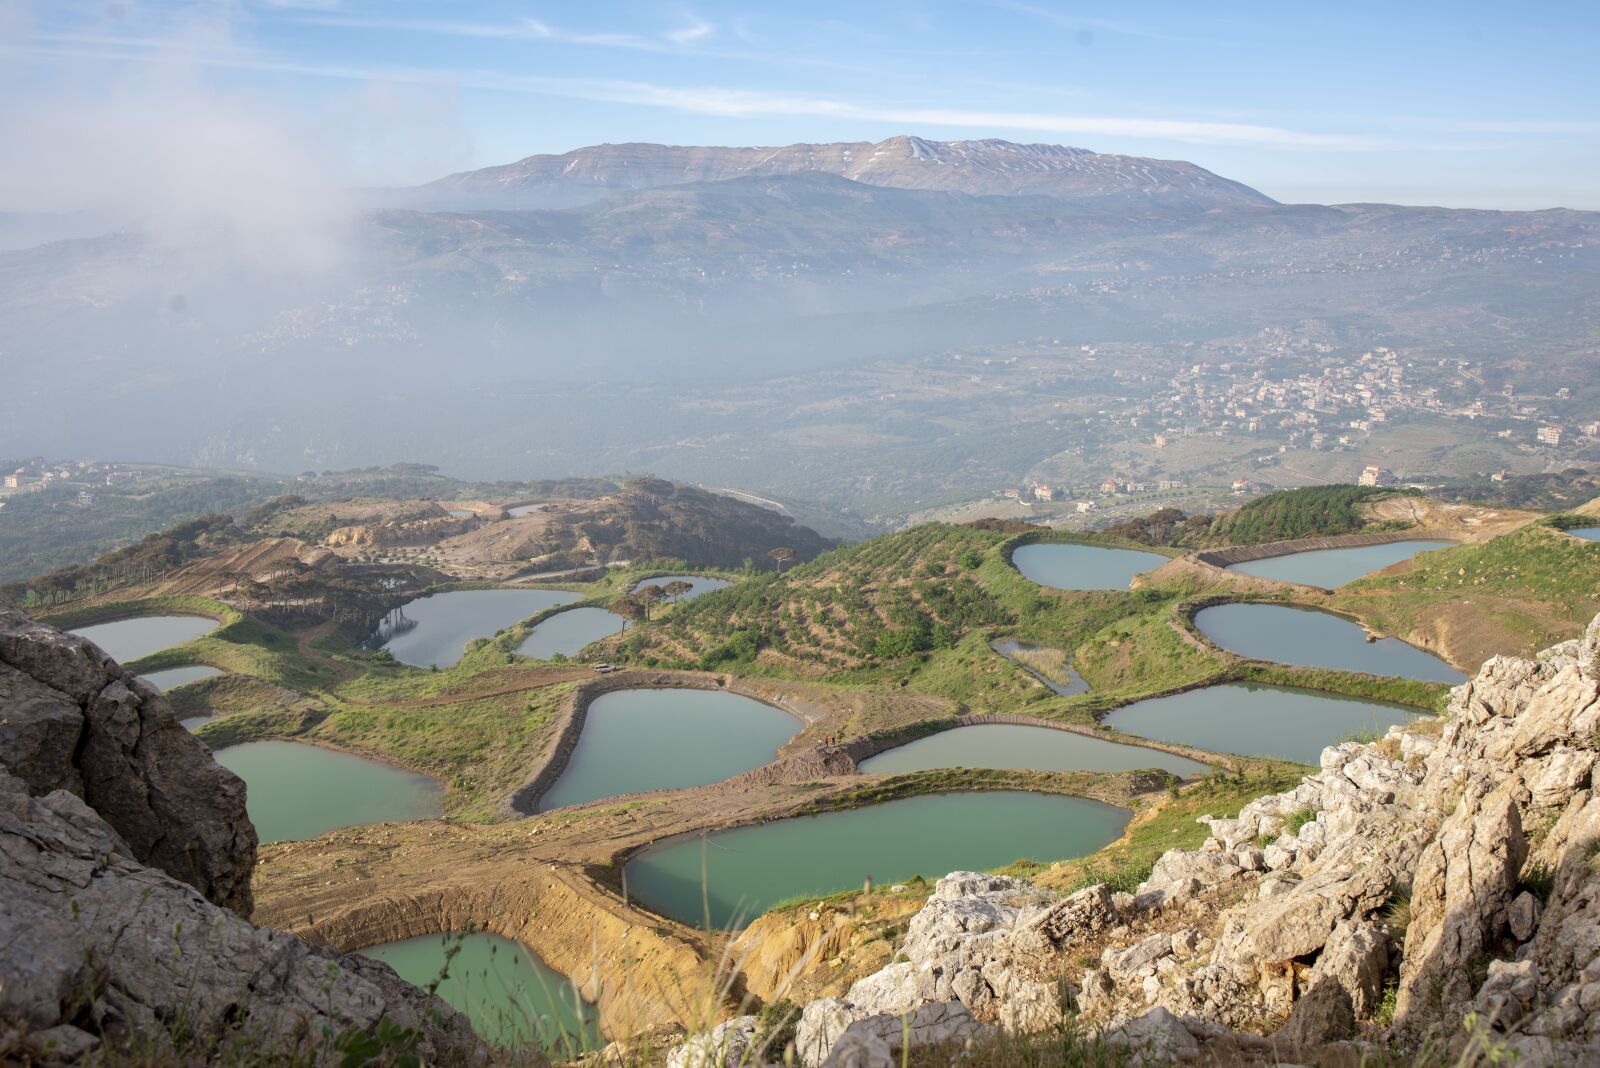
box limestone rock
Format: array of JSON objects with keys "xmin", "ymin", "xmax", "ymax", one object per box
[
  {"xmin": 668, "ymin": 1015, "xmax": 759, "ymax": 1068},
  {"xmin": 0, "ymin": 608, "xmax": 255, "ymax": 913},
  {"xmin": 1397, "ymin": 788, "xmax": 1527, "ymax": 1019},
  {"xmin": 1103, "ymin": 1007, "xmax": 1199, "ymax": 1064},
  {"xmin": 0, "ymin": 771, "xmax": 485, "ymax": 1065},
  {"xmin": 824, "ymin": 1003, "xmax": 990, "ymax": 1067}
]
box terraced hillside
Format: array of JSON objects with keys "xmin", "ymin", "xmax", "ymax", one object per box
[{"xmin": 1330, "ymin": 520, "xmax": 1600, "ymax": 663}]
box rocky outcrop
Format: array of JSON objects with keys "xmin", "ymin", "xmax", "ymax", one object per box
[
  {"xmin": 0, "ymin": 770, "xmax": 486, "ymax": 1065},
  {"xmin": 678, "ymin": 611, "xmax": 1600, "ymax": 1065},
  {"xmin": 0, "ymin": 608, "xmax": 255, "ymax": 912},
  {"xmin": 0, "ymin": 609, "xmax": 494, "ymax": 1065},
  {"xmin": 326, "ymin": 513, "xmax": 479, "ymax": 549}
]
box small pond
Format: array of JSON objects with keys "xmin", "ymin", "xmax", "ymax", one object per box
[
  {"xmin": 140, "ymin": 665, "xmax": 223, "ymax": 692},
  {"xmin": 213, "ymin": 740, "xmax": 443, "ymax": 842},
  {"xmin": 538, "ymin": 689, "xmax": 799, "ymax": 811},
  {"xmin": 517, "ymin": 607, "xmax": 626, "ymax": 660},
  {"xmin": 1567, "ymin": 527, "xmax": 1600, "ymax": 542},
  {"xmin": 991, "ymin": 638, "xmax": 1089, "ymax": 696},
  {"xmin": 1104, "ymin": 682, "xmax": 1424, "ymax": 765},
  {"xmin": 507, "ymin": 503, "xmax": 546, "ymax": 518},
  {"xmin": 631, "ymin": 575, "xmax": 733, "ymax": 601},
  {"xmin": 1194, "ymin": 603, "xmax": 1466, "ymax": 682},
  {"xmin": 374, "ymin": 588, "xmax": 578, "ymax": 668},
  {"xmin": 362, "ymin": 933, "xmax": 598, "ymax": 1053},
  {"xmin": 1012, "ymin": 543, "xmax": 1168, "ymax": 591},
  {"xmin": 859, "ymin": 723, "xmax": 1209, "ymax": 777},
  {"xmin": 70, "ymin": 615, "xmax": 218, "ymax": 664},
  {"xmin": 624, "ymin": 790, "xmax": 1129, "ymax": 929},
  {"xmin": 1226, "ymin": 540, "xmax": 1454, "ymax": 588}
]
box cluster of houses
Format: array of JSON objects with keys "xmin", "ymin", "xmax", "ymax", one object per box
[
  {"xmin": 0, "ymin": 458, "xmax": 140, "ymax": 497},
  {"xmin": 1139, "ymin": 344, "xmax": 1594, "ymax": 457}
]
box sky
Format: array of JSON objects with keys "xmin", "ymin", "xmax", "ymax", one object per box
[{"xmin": 4, "ymin": 0, "xmax": 1599, "ymax": 211}]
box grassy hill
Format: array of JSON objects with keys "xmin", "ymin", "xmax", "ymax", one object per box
[
  {"xmin": 1103, "ymin": 485, "xmax": 1422, "ymax": 550},
  {"xmin": 1331, "ymin": 521, "xmax": 1600, "ymax": 662}
]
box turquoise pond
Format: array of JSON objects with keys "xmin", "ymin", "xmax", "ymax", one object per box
[
  {"xmin": 858, "ymin": 723, "xmax": 1209, "ymax": 777},
  {"xmin": 624, "ymin": 791, "xmax": 1129, "ymax": 929},
  {"xmin": 631, "ymin": 575, "xmax": 733, "ymax": 600},
  {"xmin": 70, "ymin": 615, "xmax": 218, "ymax": 664},
  {"xmin": 517, "ymin": 607, "xmax": 627, "ymax": 660},
  {"xmin": 213, "ymin": 741, "xmax": 443, "ymax": 842},
  {"xmin": 537, "ymin": 689, "xmax": 799, "ymax": 811},
  {"xmin": 1194, "ymin": 603, "xmax": 1466, "ymax": 683},
  {"xmin": 1226, "ymin": 540, "xmax": 1453, "ymax": 588},
  {"xmin": 140, "ymin": 665, "xmax": 223, "ymax": 691},
  {"xmin": 1011, "ymin": 543, "xmax": 1168, "ymax": 591},
  {"xmin": 362, "ymin": 933, "xmax": 598, "ymax": 1052},
  {"xmin": 374, "ymin": 588, "xmax": 578, "ymax": 668},
  {"xmin": 1104, "ymin": 682, "xmax": 1423, "ymax": 765}
]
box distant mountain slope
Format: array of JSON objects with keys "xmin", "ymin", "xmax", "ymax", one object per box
[{"xmin": 408, "ymin": 135, "xmax": 1275, "ymax": 211}]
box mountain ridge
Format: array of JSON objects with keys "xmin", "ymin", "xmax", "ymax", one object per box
[{"xmin": 406, "ymin": 134, "xmax": 1276, "ymax": 211}]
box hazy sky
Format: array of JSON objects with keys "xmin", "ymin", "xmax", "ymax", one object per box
[{"xmin": 7, "ymin": 0, "xmax": 1599, "ymax": 209}]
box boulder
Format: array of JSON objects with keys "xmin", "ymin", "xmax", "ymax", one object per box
[
  {"xmin": 1103, "ymin": 1007, "xmax": 1199, "ymax": 1064},
  {"xmin": 1397, "ymin": 788, "xmax": 1526, "ymax": 1020},
  {"xmin": 0, "ymin": 608, "xmax": 255, "ymax": 914},
  {"xmin": 667, "ymin": 1015, "xmax": 759, "ymax": 1068},
  {"xmin": 0, "ymin": 771, "xmax": 485, "ymax": 1065}
]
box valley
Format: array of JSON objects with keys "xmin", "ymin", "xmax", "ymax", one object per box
[{"xmin": 9, "ymin": 475, "xmax": 1599, "ymax": 1059}]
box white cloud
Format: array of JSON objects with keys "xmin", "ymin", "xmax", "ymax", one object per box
[
  {"xmin": 665, "ymin": 17, "xmax": 715, "ymax": 46},
  {"xmin": 7, "ymin": 33, "xmax": 1385, "ymax": 151},
  {"xmin": 286, "ymin": 11, "xmax": 717, "ymax": 53}
]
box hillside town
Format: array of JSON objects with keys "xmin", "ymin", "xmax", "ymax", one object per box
[{"xmin": 989, "ymin": 339, "xmax": 1596, "ymax": 518}]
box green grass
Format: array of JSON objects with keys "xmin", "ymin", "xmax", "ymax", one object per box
[
  {"xmin": 1335, "ymin": 524, "xmax": 1600, "ymax": 654},
  {"xmin": 1016, "ymin": 766, "xmax": 1305, "ymax": 895}
]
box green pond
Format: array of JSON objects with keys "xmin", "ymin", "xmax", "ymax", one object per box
[
  {"xmin": 537, "ymin": 689, "xmax": 799, "ymax": 811},
  {"xmin": 1226, "ymin": 540, "xmax": 1453, "ymax": 588},
  {"xmin": 631, "ymin": 575, "xmax": 732, "ymax": 601},
  {"xmin": 375, "ymin": 588, "xmax": 578, "ymax": 668},
  {"xmin": 990, "ymin": 639, "xmax": 1089, "ymax": 696},
  {"xmin": 362, "ymin": 933, "xmax": 598, "ymax": 1053},
  {"xmin": 1105, "ymin": 682, "xmax": 1423, "ymax": 765},
  {"xmin": 624, "ymin": 791, "xmax": 1130, "ymax": 929},
  {"xmin": 1011, "ymin": 543, "xmax": 1168, "ymax": 591},
  {"xmin": 1569, "ymin": 527, "xmax": 1600, "ymax": 542},
  {"xmin": 859, "ymin": 723, "xmax": 1209, "ymax": 777},
  {"xmin": 71, "ymin": 615, "xmax": 218, "ymax": 664},
  {"xmin": 517, "ymin": 607, "xmax": 626, "ymax": 660},
  {"xmin": 1194, "ymin": 603, "xmax": 1467, "ymax": 682},
  {"xmin": 140, "ymin": 665, "xmax": 222, "ymax": 692},
  {"xmin": 213, "ymin": 740, "xmax": 443, "ymax": 842}
]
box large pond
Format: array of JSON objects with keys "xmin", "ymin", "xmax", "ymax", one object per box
[
  {"xmin": 1567, "ymin": 527, "xmax": 1600, "ymax": 542},
  {"xmin": 213, "ymin": 740, "xmax": 443, "ymax": 842},
  {"xmin": 1226, "ymin": 540, "xmax": 1454, "ymax": 588},
  {"xmin": 624, "ymin": 791, "xmax": 1129, "ymax": 929},
  {"xmin": 517, "ymin": 607, "xmax": 626, "ymax": 660},
  {"xmin": 140, "ymin": 665, "xmax": 223, "ymax": 692},
  {"xmin": 362, "ymin": 933, "xmax": 598, "ymax": 1053},
  {"xmin": 1105, "ymin": 682, "xmax": 1423, "ymax": 765},
  {"xmin": 507, "ymin": 503, "xmax": 545, "ymax": 518},
  {"xmin": 1012, "ymin": 543, "xmax": 1168, "ymax": 591},
  {"xmin": 1195, "ymin": 603, "xmax": 1466, "ymax": 683},
  {"xmin": 631, "ymin": 575, "xmax": 733, "ymax": 601},
  {"xmin": 991, "ymin": 638, "xmax": 1089, "ymax": 696},
  {"xmin": 859, "ymin": 723, "xmax": 1209, "ymax": 777},
  {"xmin": 374, "ymin": 589, "xmax": 578, "ymax": 668},
  {"xmin": 70, "ymin": 615, "xmax": 218, "ymax": 664},
  {"xmin": 538, "ymin": 689, "xmax": 799, "ymax": 811}
]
